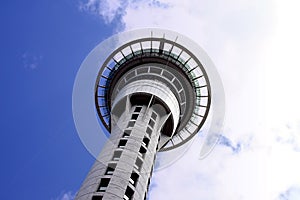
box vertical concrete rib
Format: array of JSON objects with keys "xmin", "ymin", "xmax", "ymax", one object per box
[{"xmin": 75, "ymin": 105, "xmax": 163, "ymax": 200}]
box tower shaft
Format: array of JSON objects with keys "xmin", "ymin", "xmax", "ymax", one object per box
[{"xmin": 76, "ymin": 105, "xmax": 164, "ymax": 200}]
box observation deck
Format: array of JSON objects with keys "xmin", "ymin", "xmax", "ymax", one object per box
[{"xmin": 95, "ymin": 33, "xmax": 211, "ymax": 151}]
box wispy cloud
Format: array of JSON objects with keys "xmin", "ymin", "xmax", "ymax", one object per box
[
  {"xmin": 79, "ymin": 0, "xmax": 170, "ymax": 25},
  {"xmin": 79, "ymin": 0, "xmax": 124, "ymax": 24},
  {"xmin": 274, "ymin": 122, "xmax": 300, "ymax": 152},
  {"xmin": 149, "ymin": 135, "xmax": 271, "ymax": 200},
  {"xmin": 268, "ymin": 123, "xmax": 300, "ymax": 199},
  {"xmin": 22, "ymin": 52, "xmax": 42, "ymax": 70},
  {"xmin": 218, "ymin": 135, "xmax": 242, "ymax": 153},
  {"xmin": 278, "ymin": 186, "xmax": 300, "ymax": 200},
  {"xmin": 52, "ymin": 191, "xmax": 76, "ymax": 200}
]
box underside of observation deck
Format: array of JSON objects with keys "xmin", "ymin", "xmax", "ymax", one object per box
[{"xmin": 95, "ymin": 36, "xmax": 211, "ymax": 151}]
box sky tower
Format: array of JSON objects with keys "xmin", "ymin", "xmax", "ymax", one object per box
[{"xmin": 73, "ymin": 29, "xmax": 217, "ymax": 200}]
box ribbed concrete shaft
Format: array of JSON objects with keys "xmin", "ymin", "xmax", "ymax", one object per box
[{"xmin": 75, "ymin": 105, "xmax": 164, "ymax": 200}]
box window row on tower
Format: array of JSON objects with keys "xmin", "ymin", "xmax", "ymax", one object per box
[{"xmin": 93, "ymin": 107, "xmax": 156, "ymax": 200}]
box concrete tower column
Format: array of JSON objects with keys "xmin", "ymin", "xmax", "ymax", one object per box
[{"xmin": 75, "ymin": 80, "xmax": 180, "ymax": 200}]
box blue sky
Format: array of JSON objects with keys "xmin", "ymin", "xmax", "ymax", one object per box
[
  {"xmin": 1, "ymin": 0, "xmax": 300, "ymax": 200},
  {"xmin": 0, "ymin": 1, "xmax": 115, "ymax": 199}
]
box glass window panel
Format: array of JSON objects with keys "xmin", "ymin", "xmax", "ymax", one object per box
[
  {"xmin": 171, "ymin": 46, "xmax": 181, "ymax": 56},
  {"xmin": 105, "ymin": 163, "xmax": 117, "ymax": 175},
  {"xmin": 99, "ymin": 77, "xmax": 107, "ymax": 86},
  {"xmin": 148, "ymin": 119, "xmax": 155, "ymax": 128},
  {"xmin": 131, "ymin": 114, "xmax": 139, "ymax": 120},
  {"xmin": 142, "ymin": 41, "xmax": 151, "ymax": 50},
  {"xmin": 146, "ymin": 127, "xmax": 152, "ymax": 136},
  {"xmin": 100, "ymin": 107, "xmax": 108, "ymax": 115},
  {"xmin": 152, "ymin": 41, "xmax": 160, "ymax": 50},
  {"xmin": 134, "ymin": 107, "xmax": 142, "ymax": 112},
  {"xmin": 128, "ymin": 121, "xmax": 135, "ymax": 128},
  {"xmin": 151, "ymin": 112, "xmax": 157, "ymax": 120},
  {"xmin": 102, "ymin": 67, "xmax": 111, "ymax": 78},
  {"xmin": 197, "ymin": 76, "xmax": 207, "ymax": 87},
  {"xmin": 200, "ymin": 87, "xmax": 208, "ymax": 96},
  {"xmin": 113, "ymin": 52, "xmax": 123, "ymax": 62},
  {"xmin": 124, "ymin": 186, "xmax": 134, "ymax": 200},
  {"xmin": 162, "ymin": 70, "xmax": 174, "ymax": 81},
  {"xmin": 191, "ymin": 113, "xmax": 202, "ymax": 124},
  {"xmin": 200, "ymin": 96, "xmax": 208, "ymax": 106},
  {"xmin": 118, "ymin": 139, "xmax": 127, "ymax": 148},
  {"xmin": 163, "ymin": 42, "xmax": 172, "ymax": 52},
  {"xmin": 173, "ymin": 79, "xmax": 182, "ymax": 91},
  {"xmin": 134, "ymin": 157, "xmax": 143, "ymax": 171},
  {"xmin": 131, "ymin": 43, "xmax": 141, "ymax": 52},
  {"xmin": 122, "ymin": 46, "xmax": 132, "ymax": 57},
  {"xmin": 97, "ymin": 178, "xmax": 110, "ymax": 192},
  {"xmin": 186, "ymin": 121, "xmax": 197, "ymax": 133},
  {"xmin": 92, "ymin": 196, "xmax": 103, "ymax": 200},
  {"xmin": 180, "ymin": 129, "xmax": 190, "ymax": 140},
  {"xmin": 103, "ymin": 116, "xmax": 110, "ymax": 125},
  {"xmin": 107, "ymin": 59, "xmax": 116, "ymax": 69},
  {"xmin": 112, "ymin": 150, "xmax": 122, "ymax": 161},
  {"xmin": 97, "ymin": 87, "xmax": 105, "ymax": 97},
  {"xmin": 171, "ymin": 135, "xmax": 181, "ymax": 144},
  {"xmin": 187, "ymin": 59, "xmax": 197, "ymax": 69},
  {"xmin": 179, "ymin": 51, "xmax": 190, "ymax": 63},
  {"xmin": 179, "ymin": 90, "xmax": 185, "ymax": 102},
  {"xmin": 137, "ymin": 67, "xmax": 148, "ymax": 74},
  {"xmin": 149, "ymin": 67, "xmax": 162, "ymax": 74},
  {"xmin": 142, "ymin": 137, "xmax": 150, "ymax": 147},
  {"xmin": 129, "ymin": 172, "xmax": 139, "ymax": 187}
]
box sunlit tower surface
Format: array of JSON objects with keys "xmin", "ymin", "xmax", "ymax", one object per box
[{"xmin": 74, "ymin": 29, "xmax": 212, "ymax": 200}]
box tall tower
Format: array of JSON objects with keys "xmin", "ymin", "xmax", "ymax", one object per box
[{"xmin": 73, "ymin": 29, "xmax": 213, "ymax": 200}]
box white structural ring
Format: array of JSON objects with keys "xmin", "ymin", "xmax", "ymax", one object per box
[{"xmin": 111, "ymin": 79, "xmax": 180, "ymax": 135}]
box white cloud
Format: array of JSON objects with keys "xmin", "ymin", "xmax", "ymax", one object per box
[
  {"xmin": 150, "ymin": 136, "xmax": 271, "ymax": 200},
  {"xmin": 79, "ymin": 0, "xmax": 300, "ymax": 199},
  {"xmin": 149, "ymin": 130, "xmax": 300, "ymax": 200}
]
